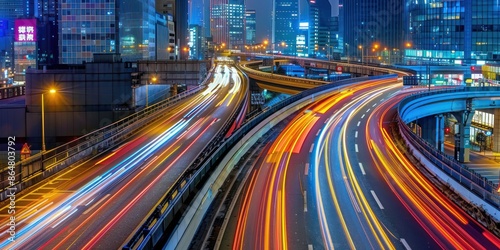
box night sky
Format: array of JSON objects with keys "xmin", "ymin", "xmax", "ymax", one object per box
[{"xmin": 246, "ymin": 0, "xmax": 339, "ymax": 42}]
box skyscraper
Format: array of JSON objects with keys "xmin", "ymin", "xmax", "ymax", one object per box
[
  {"xmin": 0, "ymin": 0, "xmax": 34, "ymax": 68},
  {"xmin": 245, "ymin": 10, "xmax": 256, "ymax": 45},
  {"xmin": 119, "ymin": 0, "xmax": 157, "ymax": 61},
  {"xmin": 37, "ymin": 0, "xmax": 59, "ymax": 67},
  {"xmin": 58, "ymin": 0, "xmax": 119, "ymax": 64},
  {"xmin": 274, "ymin": 0, "xmax": 334, "ymax": 56},
  {"xmin": 190, "ymin": 0, "xmax": 204, "ymax": 26},
  {"xmin": 156, "ymin": 0, "xmax": 189, "ymax": 59},
  {"xmin": 343, "ymin": 0, "xmax": 404, "ymax": 59},
  {"xmin": 273, "ymin": 0, "xmax": 300, "ymax": 54},
  {"xmin": 406, "ymin": 0, "xmax": 500, "ymax": 65},
  {"xmin": 210, "ymin": 0, "xmax": 245, "ymax": 49}
]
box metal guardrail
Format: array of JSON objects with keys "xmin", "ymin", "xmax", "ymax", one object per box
[
  {"xmin": 124, "ymin": 73, "xmax": 398, "ymax": 249},
  {"xmin": 238, "ymin": 59, "xmax": 415, "ymax": 92},
  {"xmin": 0, "ymin": 85, "xmax": 25, "ymax": 100},
  {"xmin": 124, "ymin": 66, "xmax": 252, "ymax": 249},
  {"xmin": 237, "ymin": 53, "xmax": 416, "ymax": 78},
  {"xmin": 0, "ymin": 71, "xmax": 215, "ymax": 201},
  {"xmin": 397, "ymin": 87, "xmax": 500, "ymax": 207},
  {"xmin": 239, "ymin": 61, "xmax": 328, "ymax": 86}
]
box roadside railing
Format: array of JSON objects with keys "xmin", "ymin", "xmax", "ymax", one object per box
[
  {"xmin": 0, "ymin": 71, "xmax": 215, "ymax": 201},
  {"xmin": 123, "ymin": 66, "xmax": 251, "ymax": 249},
  {"xmin": 0, "ymin": 85, "xmax": 25, "ymax": 100},
  {"xmin": 397, "ymin": 87, "xmax": 500, "ymax": 207},
  {"xmin": 124, "ymin": 73, "xmax": 398, "ymax": 249}
]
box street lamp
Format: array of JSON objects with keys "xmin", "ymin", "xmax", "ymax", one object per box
[
  {"xmin": 146, "ymin": 76, "xmax": 157, "ymax": 107},
  {"xmin": 358, "ymin": 45, "xmax": 364, "ymax": 64},
  {"xmin": 42, "ymin": 88, "xmax": 57, "ymax": 152}
]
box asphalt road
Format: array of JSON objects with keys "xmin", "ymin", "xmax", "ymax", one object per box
[{"xmin": 0, "ymin": 64, "xmax": 248, "ymax": 249}]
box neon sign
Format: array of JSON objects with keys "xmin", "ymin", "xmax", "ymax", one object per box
[{"xmin": 15, "ymin": 19, "xmax": 37, "ymax": 42}]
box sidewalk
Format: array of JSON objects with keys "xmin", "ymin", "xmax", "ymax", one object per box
[{"xmin": 443, "ymin": 139, "xmax": 500, "ymax": 185}]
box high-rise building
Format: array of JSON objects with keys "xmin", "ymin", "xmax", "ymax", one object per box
[
  {"xmin": 274, "ymin": 0, "xmax": 333, "ymax": 56},
  {"xmin": 36, "ymin": 0, "xmax": 59, "ymax": 68},
  {"xmin": 273, "ymin": 0, "xmax": 300, "ymax": 54},
  {"xmin": 189, "ymin": 24, "xmax": 204, "ymax": 59},
  {"xmin": 119, "ymin": 0, "xmax": 157, "ymax": 61},
  {"xmin": 156, "ymin": 0, "xmax": 189, "ymax": 59},
  {"xmin": 343, "ymin": 0, "xmax": 404, "ymax": 61},
  {"xmin": 190, "ymin": 0, "xmax": 204, "ymax": 26},
  {"xmin": 210, "ymin": 0, "xmax": 245, "ymax": 49},
  {"xmin": 338, "ymin": 0, "xmax": 345, "ymax": 56},
  {"xmin": 245, "ymin": 10, "xmax": 256, "ymax": 45},
  {"xmin": 406, "ymin": 0, "xmax": 500, "ymax": 65},
  {"xmin": 189, "ymin": 0, "xmax": 207, "ymax": 60},
  {"xmin": 0, "ymin": 0, "xmax": 35, "ymax": 69},
  {"xmin": 58, "ymin": 0, "xmax": 119, "ymax": 64}
]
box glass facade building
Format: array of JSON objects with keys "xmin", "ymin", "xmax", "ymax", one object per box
[
  {"xmin": 274, "ymin": 0, "xmax": 334, "ymax": 56},
  {"xmin": 0, "ymin": 0, "xmax": 35, "ymax": 69},
  {"xmin": 343, "ymin": 0, "xmax": 404, "ymax": 60},
  {"xmin": 407, "ymin": 0, "xmax": 500, "ymax": 65},
  {"xmin": 483, "ymin": 64, "xmax": 500, "ymax": 83},
  {"xmin": 58, "ymin": 0, "xmax": 119, "ymax": 64},
  {"xmin": 156, "ymin": 0, "xmax": 189, "ymax": 59},
  {"xmin": 210, "ymin": 0, "xmax": 245, "ymax": 49},
  {"xmin": 273, "ymin": 0, "xmax": 300, "ymax": 55},
  {"xmin": 189, "ymin": 0, "xmax": 204, "ymax": 27},
  {"xmin": 245, "ymin": 10, "xmax": 256, "ymax": 45},
  {"xmin": 119, "ymin": 0, "xmax": 157, "ymax": 61},
  {"xmin": 37, "ymin": 0, "xmax": 59, "ymax": 68}
]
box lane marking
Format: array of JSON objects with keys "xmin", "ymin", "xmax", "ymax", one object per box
[
  {"xmin": 355, "ymin": 144, "xmax": 359, "ymax": 153},
  {"xmin": 141, "ymin": 155, "xmax": 159, "ymax": 170},
  {"xmin": 359, "ymin": 163, "xmax": 366, "ymax": 175},
  {"xmin": 52, "ymin": 208, "xmax": 79, "ymax": 229},
  {"xmin": 355, "ymin": 131, "xmax": 358, "ymax": 138},
  {"xmin": 310, "ymin": 143, "xmax": 315, "ymax": 153},
  {"xmin": 305, "ymin": 163, "xmax": 309, "ymax": 176},
  {"xmin": 304, "ymin": 191, "xmax": 308, "ymax": 212},
  {"xmin": 308, "ymin": 244, "xmax": 313, "ymax": 250},
  {"xmin": 357, "ymin": 121, "xmax": 361, "ymax": 127},
  {"xmin": 400, "ymin": 238, "xmax": 411, "ymax": 250},
  {"xmin": 372, "ymin": 103, "xmax": 377, "ymax": 107},
  {"xmin": 316, "ymin": 129, "xmax": 321, "ymax": 136},
  {"xmin": 366, "ymin": 108, "xmax": 371, "ymax": 113},
  {"xmin": 361, "ymin": 114, "xmax": 365, "ymax": 119},
  {"xmin": 371, "ymin": 190, "xmax": 384, "ymax": 209},
  {"xmin": 84, "ymin": 194, "xmax": 111, "ymax": 215}
]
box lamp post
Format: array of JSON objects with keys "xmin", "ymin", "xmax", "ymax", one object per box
[
  {"xmin": 405, "ymin": 42, "xmax": 412, "ymax": 65},
  {"xmin": 358, "ymin": 45, "xmax": 364, "ymax": 64},
  {"xmin": 42, "ymin": 88, "xmax": 56, "ymax": 152},
  {"xmin": 345, "ymin": 43, "xmax": 350, "ymax": 63},
  {"xmin": 147, "ymin": 76, "xmax": 157, "ymax": 107}
]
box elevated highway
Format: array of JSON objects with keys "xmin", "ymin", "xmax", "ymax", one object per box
[
  {"xmin": 397, "ymin": 87, "xmax": 500, "ymax": 223},
  {"xmin": 399, "ymin": 87, "xmax": 500, "ymax": 123},
  {"xmin": 237, "ymin": 57, "xmax": 413, "ymax": 95}
]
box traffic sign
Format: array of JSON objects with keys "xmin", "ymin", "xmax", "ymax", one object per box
[
  {"xmin": 336, "ymin": 66, "xmax": 343, "ymax": 72},
  {"xmin": 21, "ymin": 143, "xmax": 31, "ymax": 155}
]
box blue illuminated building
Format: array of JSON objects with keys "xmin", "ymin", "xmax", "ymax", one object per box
[
  {"xmin": 273, "ymin": 0, "xmax": 300, "ymax": 55},
  {"xmin": 406, "ymin": 0, "xmax": 500, "ymax": 65}
]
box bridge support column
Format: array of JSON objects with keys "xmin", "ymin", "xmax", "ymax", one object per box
[
  {"xmin": 453, "ymin": 101, "xmax": 474, "ymax": 162},
  {"xmin": 419, "ymin": 116, "xmax": 435, "ymax": 145},
  {"xmin": 493, "ymin": 109, "xmax": 500, "ymax": 152},
  {"xmin": 435, "ymin": 114, "xmax": 445, "ymax": 153}
]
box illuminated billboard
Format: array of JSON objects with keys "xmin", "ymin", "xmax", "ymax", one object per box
[
  {"xmin": 296, "ymin": 35, "xmax": 306, "ymax": 45},
  {"xmin": 15, "ymin": 19, "xmax": 37, "ymax": 42},
  {"xmin": 299, "ymin": 22, "xmax": 309, "ymax": 30}
]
